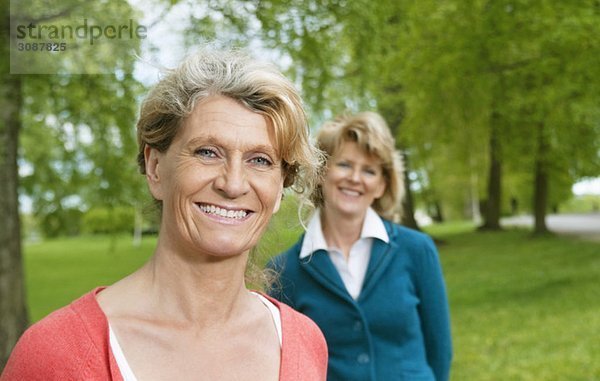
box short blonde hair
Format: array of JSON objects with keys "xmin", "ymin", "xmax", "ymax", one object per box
[
  {"xmin": 136, "ymin": 48, "xmax": 321, "ymax": 195},
  {"xmin": 312, "ymin": 112, "xmax": 404, "ymax": 221}
]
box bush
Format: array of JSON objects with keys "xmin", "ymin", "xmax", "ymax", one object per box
[
  {"xmin": 37, "ymin": 207, "xmax": 84, "ymax": 238},
  {"xmin": 82, "ymin": 207, "xmax": 135, "ymax": 234},
  {"xmin": 559, "ymin": 194, "xmax": 600, "ymax": 213}
]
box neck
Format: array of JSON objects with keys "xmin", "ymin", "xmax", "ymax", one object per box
[
  {"xmin": 133, "ymin": 235, "xmax": 252, "ymax": 325},
  {"xmin": 320, "ymin": 209, "xmax": 365, "ymax": 257}
]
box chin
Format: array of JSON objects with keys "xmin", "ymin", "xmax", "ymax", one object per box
[
  {"xmin": 199, "ymin": 237, "xmax": 254, "ymax": 258},
  {"xmin": 335, "ymin": 203, "xmax": 364, "ymax": 214},
  {"xmin": 205, "ymin": 244, "xmax": 247, "ymax": 257}
]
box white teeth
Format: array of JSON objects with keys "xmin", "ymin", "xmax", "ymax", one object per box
[
  {"xmin": 341, "ymin": 189, "xmax": 360, "ymax": 196},
  {"xmin": 199, "ymin": 204, "xmax": 248, "ymax": 219}
]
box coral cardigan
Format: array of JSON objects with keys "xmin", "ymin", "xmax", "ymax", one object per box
[
  {"xmin": 1, "ymin": 288, "xmax": 327, "ymax": 381},
  {"xmin": 268, "ymin": 220, "xmax": 452, "ymax": 381}
]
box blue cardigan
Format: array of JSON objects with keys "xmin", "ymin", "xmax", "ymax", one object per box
[{"xmin": 267, "ymin": 220, "xmax": 452, "ymax": 381}]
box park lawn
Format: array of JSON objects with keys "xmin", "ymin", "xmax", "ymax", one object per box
[
  {"xmin": 23, "ymin": 217, "xmax": 599, "ymax": 380},
  {"xmin": 424, "ymin": 224, "xmax": 599, "ymax": 381},
  {"xmin": 24, "ymin": 234, "xmax": 157, "ymax": 322}
]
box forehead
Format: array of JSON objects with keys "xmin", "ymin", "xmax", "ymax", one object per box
[
  {"xmin": 333, "ymin": 141, "xmax": 381, "ymax": 165},
  {"xmin": 177, "ymin": 95, "xmax": 275, "ymax": 150}
]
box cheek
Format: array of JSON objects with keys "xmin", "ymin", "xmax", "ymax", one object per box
[
  {"xmin": 321, "ymin": 177, "xmax": 337, "ymax": 198},
  {"xmin": 326, "ymin": 166, "xmax": 344, "ymax": 180},
  {"xmin": 173, "ymin": 161, "xmax": 211, "ymax": 192},
  {"xmin": 256, "ymin": 171, "xmax": 284, "ymax": 208},
  {"xmin": 323, "ymin": 169, "xmax": 342, "ymax": 188}
]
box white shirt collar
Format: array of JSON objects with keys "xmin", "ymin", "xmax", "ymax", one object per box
[{"xmin": 299, "ymin": 207, "xmax": 389, "ymax": 259}]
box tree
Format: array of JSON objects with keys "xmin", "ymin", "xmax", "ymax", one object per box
[
  {"xmin": 20, "ymin": 74, "xmax": 145, "ymax": 238},
  {"xmin": 1, "ymin": 0, "xmax": 146, "ymax": 368},
  {"xmin": 398, "ymin": 0, "xmax": 600, "ymax": 233},
  {"xmin": 398, "ymin": 0, "xmax": 510, "ymax": 230},
  {"xmin": 491, "ymin": 0, "xmax": 600, "ymax": 234},
  {"xmin": 11, "ymin": 0, "xmax": 148, "ymax": 238},
  {"xmin": 0, "ymin": 3, "xmax": 28, "ymax": 369}
]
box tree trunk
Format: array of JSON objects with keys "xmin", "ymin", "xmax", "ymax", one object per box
[
  {"xmin": 430, "ymin": 200, "xmax": 444, "ymax": 223},
  {"xmin": 469, "ymin": 159, "xmax": 482, "ymax": 223},
  {"xmin": 479, "ymin": 113, "xmax": 502, "ymax": 230},
  {"xmin": 377, "ymin": 105, "xmax": 420, "ymax": 230},
  {"xmin": 400, "ymin": 152, "xmax": 420, "ymax": 230},
  {"xmin": 533, "ymin": 123, "xmax": 549, "ymax": 235},
  {"xmin": 0, "ymin": 5, "xmax": 28, "ymax": 370}
]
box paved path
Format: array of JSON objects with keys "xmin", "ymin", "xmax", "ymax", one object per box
[{"xmin": 501, "ymin": 213, "xmax": 600, "ymax": 241}]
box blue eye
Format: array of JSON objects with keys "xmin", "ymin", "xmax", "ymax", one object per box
[
  {"xmin": 337, "ymin": 162, "xmax": 351, "ymax": 168},
  {"xmin": 196, "ymin": 148, "xmax": 217, "ymax": 158},
  {"xmin": 251, "ymin": 156, "xmax": 273, "ymax": 166}
]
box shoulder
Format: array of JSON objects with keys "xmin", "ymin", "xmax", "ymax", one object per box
[
  {"xmin": 2, "ymin": 290, "xmax": 109, "ymax": 380},
  {"xmin": 383, "ymin": 221, "xmax": 443, "ymax": 276},
  {"xmin": 385, "ymin": 220, "xmax": 437, "ymax": 252},
  {"xmin": 281, "ymin": 301, "xmax": 324, "ymax": 341},
  {"xmin": 270, "ymin": 297, "xmax": 328, "ymax": 379},
  {"xmin": 264, "ymin": 295, "xmax": 325, "ymax": 350}
]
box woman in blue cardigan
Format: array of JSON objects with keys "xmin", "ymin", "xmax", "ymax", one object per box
[{"xmin": 268, "ymin": 112, "xmax": 452, "ymax": 381}]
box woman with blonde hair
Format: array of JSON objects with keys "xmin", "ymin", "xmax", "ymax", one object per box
[
  {"xmin": 268, "ymin": 111, "xmax": 452, "ymax": 381},
  {"xmin": 2, "ymin": 48, "xmax": 327, "ymax": 381}
]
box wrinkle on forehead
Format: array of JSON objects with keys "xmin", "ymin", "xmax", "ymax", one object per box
[{"xmin": 180, "ymin": 99, "xmax": 279, "ymax": 157}]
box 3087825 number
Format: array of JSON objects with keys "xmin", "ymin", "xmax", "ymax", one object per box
[{"xmin": 17, "ymin": 42, "xmax": 67, "ymax": 52}]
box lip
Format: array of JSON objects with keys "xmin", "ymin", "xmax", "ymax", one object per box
[
  {"xmin": 195, "ymin": 202, "xmax": 254, "ymax": 224},
  {"xmin": 338, "ymin": 187, "xmax": 363, "ymax": 197}
]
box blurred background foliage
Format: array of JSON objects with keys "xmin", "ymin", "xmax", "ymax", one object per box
[{"xmin": 12, "ymin": 0, "xmax": 600, "ymax": 239}]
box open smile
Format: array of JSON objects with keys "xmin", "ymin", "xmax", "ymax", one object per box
[
  {"xmin": 339, "ymin": 187, "xmax": 363, "ymax": 197},
  {"xmin": 196, "ymin": 203, "xmax": 253, "ymax": 220}
]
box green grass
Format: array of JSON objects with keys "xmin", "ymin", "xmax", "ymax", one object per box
[
  {"xmin": 425, "ymin": 223, "xmax": 600, "ymax": 381},
  {"xmin": 24, "ymin": 234, "xmax": 156, "ymax": 322},
  {"xmin": 23, "ymin": 211, "xmax": 600, "ymax": 380}
]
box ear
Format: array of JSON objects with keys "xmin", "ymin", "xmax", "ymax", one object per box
[
  {"xmin": 272, "ymin": 178, "xmax": 285, "ymax": 214},
  {"xmin": 144, "ymin": 145, "xmax": 164, "ymax": 200}
]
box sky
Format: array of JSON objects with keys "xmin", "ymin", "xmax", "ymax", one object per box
[
  {"xmin": 572, "ymin": 178, "xmax": 600, "ymax": 196},
  {"xmin": 128, "ymin": 0, "xmax": 191, "ymax": 85}
]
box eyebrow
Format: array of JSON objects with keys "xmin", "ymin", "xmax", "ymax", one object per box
[
  {"xmin": 336, "ymin": 157, "xmax": 381, "ymax": 168},
  {"xmin": 187, "ymin": 135, "xmax": 279, "ymax": 157}
]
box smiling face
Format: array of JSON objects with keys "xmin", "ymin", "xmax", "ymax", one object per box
[
  {"xmin": 145, "ymin": 95, "xmax": 284, "ymax": 259},
  {"xmin": 321, "ymin": 141, "xmax": 386, "ymax": 221}
]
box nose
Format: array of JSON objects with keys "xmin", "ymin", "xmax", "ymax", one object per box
[
  {"xmin": 214, "ymin": 160, "xmax": 250, "ymax": 199},
  {"xmin": 349, "ymin": 167, "xmax": 361, "ymax": 183}
]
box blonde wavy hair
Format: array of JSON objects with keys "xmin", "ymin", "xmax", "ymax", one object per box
[{"xmin": 312, "ymin": 111, "xmax": 404, "ymax": 222}]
